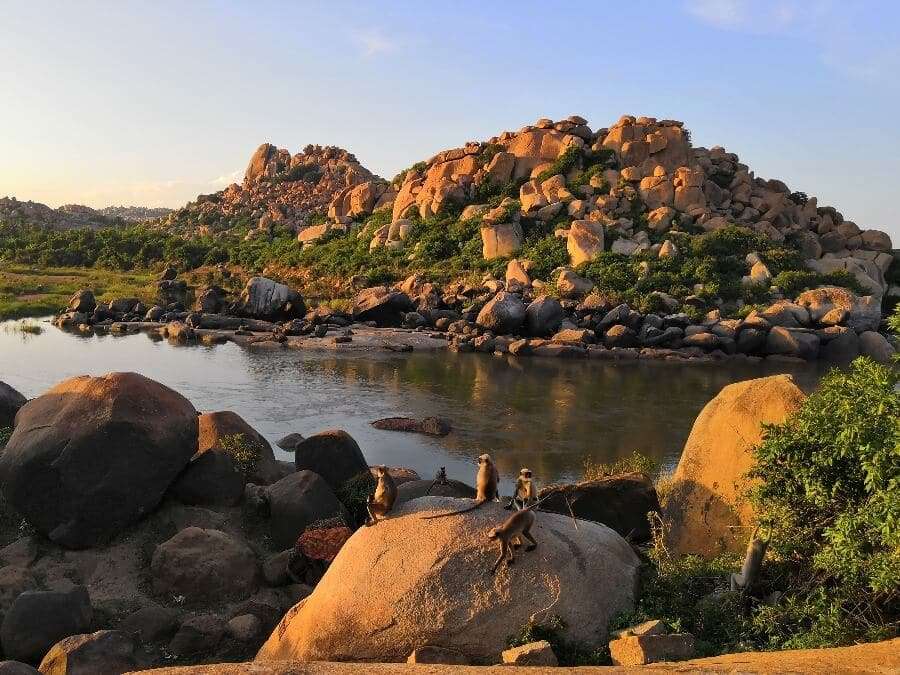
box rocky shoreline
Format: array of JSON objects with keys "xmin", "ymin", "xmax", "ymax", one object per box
[
  {"xmin": 0, "ymin": 366, "xmax": 897, "ymax": 672},
  {"xmin": 50, "ymin": 269, "xmax": 897, "ymax": 365}
]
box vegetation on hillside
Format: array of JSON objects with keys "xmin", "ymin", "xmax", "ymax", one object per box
[{"xmin": 0, "ymin": 264, "xmax": 155, "ymax": 320}]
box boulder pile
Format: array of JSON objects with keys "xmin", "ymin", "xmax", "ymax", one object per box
[{"xmin": 159, "ymin": 143, "xmax": 388, "ymax": 239}]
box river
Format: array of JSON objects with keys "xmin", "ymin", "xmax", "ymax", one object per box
[{"xmin": 0, "ymin": 317, "xmax": 827, "ymax": 485}]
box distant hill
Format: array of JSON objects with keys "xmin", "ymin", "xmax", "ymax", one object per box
[
  {"xmin": 97, "ymin": 205, "xmax": 173, "ymax": 222},
  {"xmin": 0, "ymin": 197, "xmax": 171, "ymax": 230}
]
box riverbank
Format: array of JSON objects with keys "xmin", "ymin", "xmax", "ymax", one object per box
[{"xmin": 0, "ymin": 265, "xmax": 156, "ymax": 320}]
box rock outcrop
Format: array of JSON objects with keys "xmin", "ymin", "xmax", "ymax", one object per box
[
  {"xmin": 663, "ymin": 374, "xmax": 807, "ymax": 556},
  {"xmin": 240, "ymin": 277, "xmax": 306, "ymax": 320},
  {"xmin": 256, "ymin": 498, "xmax": 640, "ymax": 664},
  {"xmin": 0, "ymin": 372, "xmax": 198, "ymax": 548}
]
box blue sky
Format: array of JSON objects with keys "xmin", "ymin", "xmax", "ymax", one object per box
[{"xmin": 1, "ymin": 0, "xmax": 898, "ymax": 240}]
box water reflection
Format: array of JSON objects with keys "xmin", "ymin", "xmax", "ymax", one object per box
[{"xmin": 0, "ymin": 318, "xmax": 825, "ymax": 485}]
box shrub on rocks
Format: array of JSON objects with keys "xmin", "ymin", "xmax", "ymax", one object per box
[
  {"xmin": 0, "ymin": 586, "xmax": 92, "ymax": 662},
  {"xmin": 151, "ymin": 527, "xmax": 259, "ymax": 604},
  {"xmin": 0, "ymin": 372, "xmax": 198, "ymax": 548},
  {"xmin": 197, "ymin": 411, "xmax": 283, "ymax": 485}
]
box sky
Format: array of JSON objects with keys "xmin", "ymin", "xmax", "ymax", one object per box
[{"xmin": 1, "ymin": 0, "xmax": 899, "ymax": 241}]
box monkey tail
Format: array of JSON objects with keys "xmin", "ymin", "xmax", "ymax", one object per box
[{"xmin": 422, "ymin": 499, "xmax": 487, "ymax": 519}]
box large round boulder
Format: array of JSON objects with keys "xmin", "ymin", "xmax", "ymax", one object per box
[
  {"xmin": 476, "ymin": 292, "xmax": 526, "ymax": 335},
  {"xmin": 240, "ymin": 277, "xmax": 305, "ymax": 320},
  {"xmin": 38, "ymin": 630, "xmax": 135, "ymax": 675},
  {"xmin": 538, "ymin": 473, "xmax": 661, "ymax": 543},
  {"xmin": 256, "ymin": 498, "xmax": 639, "ymax": 664},
  {"xmin": 351, "ymin": 287, "xmax": 415, "ymax": 326},
  {"xmin": 267, "ymin": 471, "xmax": 347, "ymax": 548},
  {"xmin": 292, "ymin": 430, "xmax": 368, "ymax": 491},
  {"xmin": 0, "ymin": 373, "xmax": 198, "ymax": 548},
  {"xmin": 525, "ymin": 296, "xmax": 564, "ymax": 337},
  {"xmin": 197, "ymin": 411, "xmax": 282, "ymax": 485},
  {"xmin": 663, "ymin": 374, "xmax": 806, "ymax": 556},
  {"xmin": 169, "ymin": 449, "xmax": 244, "ymax": 507},
  {"xmin": 0, "ymin": 586, "xmax": 92, "ymax": 662},
  {"xmin": 795, "ymin": 286, "xmax": 881, "ymax": 333},
  {"xmin": 150, "ymin": 527, "xmax": 258, "ymax": 604},
  {"xmin": 0, "ymin": 382, "xmax": 26, "ymax": 428}
]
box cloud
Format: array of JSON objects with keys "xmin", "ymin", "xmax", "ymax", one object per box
[
  {"xmin": 210, "ymin": 168, "xmax": 243, "ymax": 186},
  {"xmin": 352, "ymin": 28, "xmax": 396, "ymax": 58},
  {"xmin": 684, "ymin": 0, "xmax": 798, "ymax": 32},
  {"xmin": 683, "ymin": 0, "xmax": 898, "ymax": 85}
]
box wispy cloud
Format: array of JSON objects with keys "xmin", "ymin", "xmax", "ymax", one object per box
[
  {"xmin": 352, "ymin": 28, "xmax": 396, "ymax": 58},
  {"xmin": 210, "ymin": 168, "xmax": 242, "ymax": 186},
  {"xmin": 683, "ymin": 0, "xmax": 898, "ymax": 85},
  {"xmin": 684, "ymin": 0, "xmax": 798, "ymax": 32}
]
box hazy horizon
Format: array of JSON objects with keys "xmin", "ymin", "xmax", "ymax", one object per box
[{"xmin": 2, "ymin": 1, "xmax": 899, "ymax": 241}]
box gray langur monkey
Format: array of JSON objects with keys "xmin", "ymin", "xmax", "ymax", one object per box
[
  {"xmin": 423, "ymin": 454, "xmax": 499, "ymax": 519},
  {"xmin": 365, "ymin": 465, "xmax": 397, "ymax": 526},
  {"xmin": 424, "ymin": 466, "xmax": 448, "ymax": 495},
  {"xmin": 488, "ymin": 493, "xmax": 554, "ymax": 571},
  {"xmin": 505, "ymin": 467, "xmax": 537, "ymax": 510}
]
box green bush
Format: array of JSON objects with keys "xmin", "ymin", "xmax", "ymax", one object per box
[
  {"xmin": 337, "ymin": 471, "xmax": 377, "ymax": 527},
  {"xmin": 583, "ymin": 451, "xmax": 660, "ymax": 481},
  {"xmin": 577, "ymin": 253, "xmax": 638, "ymax": 296},
  {"xmin": 521, "ymin": 235, "xmax": 568, "ymax": 280},
  {"xmin": 218, "ymin": 433, "xmax": 262, "ymax": 479},
  {"xmin": 0, "ymin": 427, "xmax": 11, "ymax": 449},
  {"xmin": 507, "ymin": 615, "xmax": 607, "ymax": 666},
  {"xmin": 748, "ymin": 358, "xmax": 900, "ymax": 648},
  {"xmin": 536, "ymin": 146, "xmax": 583, "ymax": 184}
]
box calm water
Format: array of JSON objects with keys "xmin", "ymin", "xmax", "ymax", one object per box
[{"xmin": 0, "ymin": 318, "xmax": 826, "ymax": 485}]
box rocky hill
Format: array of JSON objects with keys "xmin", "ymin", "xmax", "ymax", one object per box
[
  {"xmin": 158, "ymin": 143, "xmax": 391, "ymax": 240},
  {"xmin": 0, "ymin": 197, "xmax": 170, "ymax": 230},
  {"xmin": 321, "ymin": 114, "xmax": 894, "ymax": 301}
]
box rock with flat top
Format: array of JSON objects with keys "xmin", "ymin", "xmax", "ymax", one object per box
[
  {"xmin": 502, "ymin": 640, "xmax": 558, "ymax": 666},
  {"xmin": 609, "ymin": 633, "xmax": 696, "ymax": 666}
]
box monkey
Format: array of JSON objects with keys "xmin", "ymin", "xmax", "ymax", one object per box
[
  {"xmin": 487, "ymin": 497, "xmax": 551, "ymax": 571},
  {"xmin": 365, "ymin": 465, "xmax": 398, "ymax": 526},
  {"xmin": 422, "ymin": 453, "xmax": 499, "ymax": 519},
  {"xmin": 505, "ymin": 467, "xmax": 536, "ymax": 510},
  {"xmin": 424, "ymin": 466, "xmax": 448, "ymax": 495}
]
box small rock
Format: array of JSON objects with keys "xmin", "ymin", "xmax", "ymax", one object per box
[
  {"xmin": 38, "ymin": 630, "xmax": 135, "ymax": 675},
  {"xmin": 118, "ymin": 605, "xmax": 180, "ymax": 644},
  {"xmin": 501, "ymin": 640, "xmax": 558, "ymax": 666},
  {"xmin": 407, "ymin": 645, "xmax": 470, "ymax": 665},
  {"xmin": 226, "ymin": 614, "xmax": 262, "ymax": 642},
  {"xmin": 168, "ymin": 614, "xmax": 224, "ymax": 657},
  {"xmin": 276, "ymin": 433, "xmax": 305, "ymax": 451},
  {"xmin": 609, "ymin": 633, "xmax": 696, "ymax": 666}
]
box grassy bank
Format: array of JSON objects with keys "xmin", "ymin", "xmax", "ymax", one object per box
[{"xmin": 0, "ymin": 265, "xmax": 156, "ymax": 320}]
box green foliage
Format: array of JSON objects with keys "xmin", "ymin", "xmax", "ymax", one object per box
[
  {"xmin": 218, "ymin": 433, "xmax": 262, "ymax": 479},
  {"xmin": 583, "ymin": 451, "xmax": 660, "ymax": 481},
  {"xmin": 614, "ymin": 546, "xmax": 747, "ymax": 657},
  {"xmin": 337, "ymin": 471, "xmax": 377, "ymax": 528},
  {"xmin": 535, "ymin": 146, "xmax": 583, "ymax": 184},
  {"xmin": 521, "ymin": 235, "xmax": 568, "ymax": 280},
  {"xmin": 392, "ymin": 161, "xmax": 427, "ymax": 188},
  {"xmin": 577, "ymin": 253, "xmax": 638, "ymax": 296},
  {"xmin": 0, "ymin": 427, "xmax": 11, "ymax": 449},
  {"xmin": 888, "ymin": 303, "xmax": 900, "ymax": 335},
  {"xmin": 507, "ymin": 615, "xmax": 608, "ymax": 666},
  {"xmin": 270, "ymin": 163, "xmax": 321, "ymax": 184},
  {"xmin": 772, "ymin": 269, "xmax": 865, "ymax": 297},
  {"xmin": 748, "ymin": 358, "xmax": 900, "ymax": 647}
]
